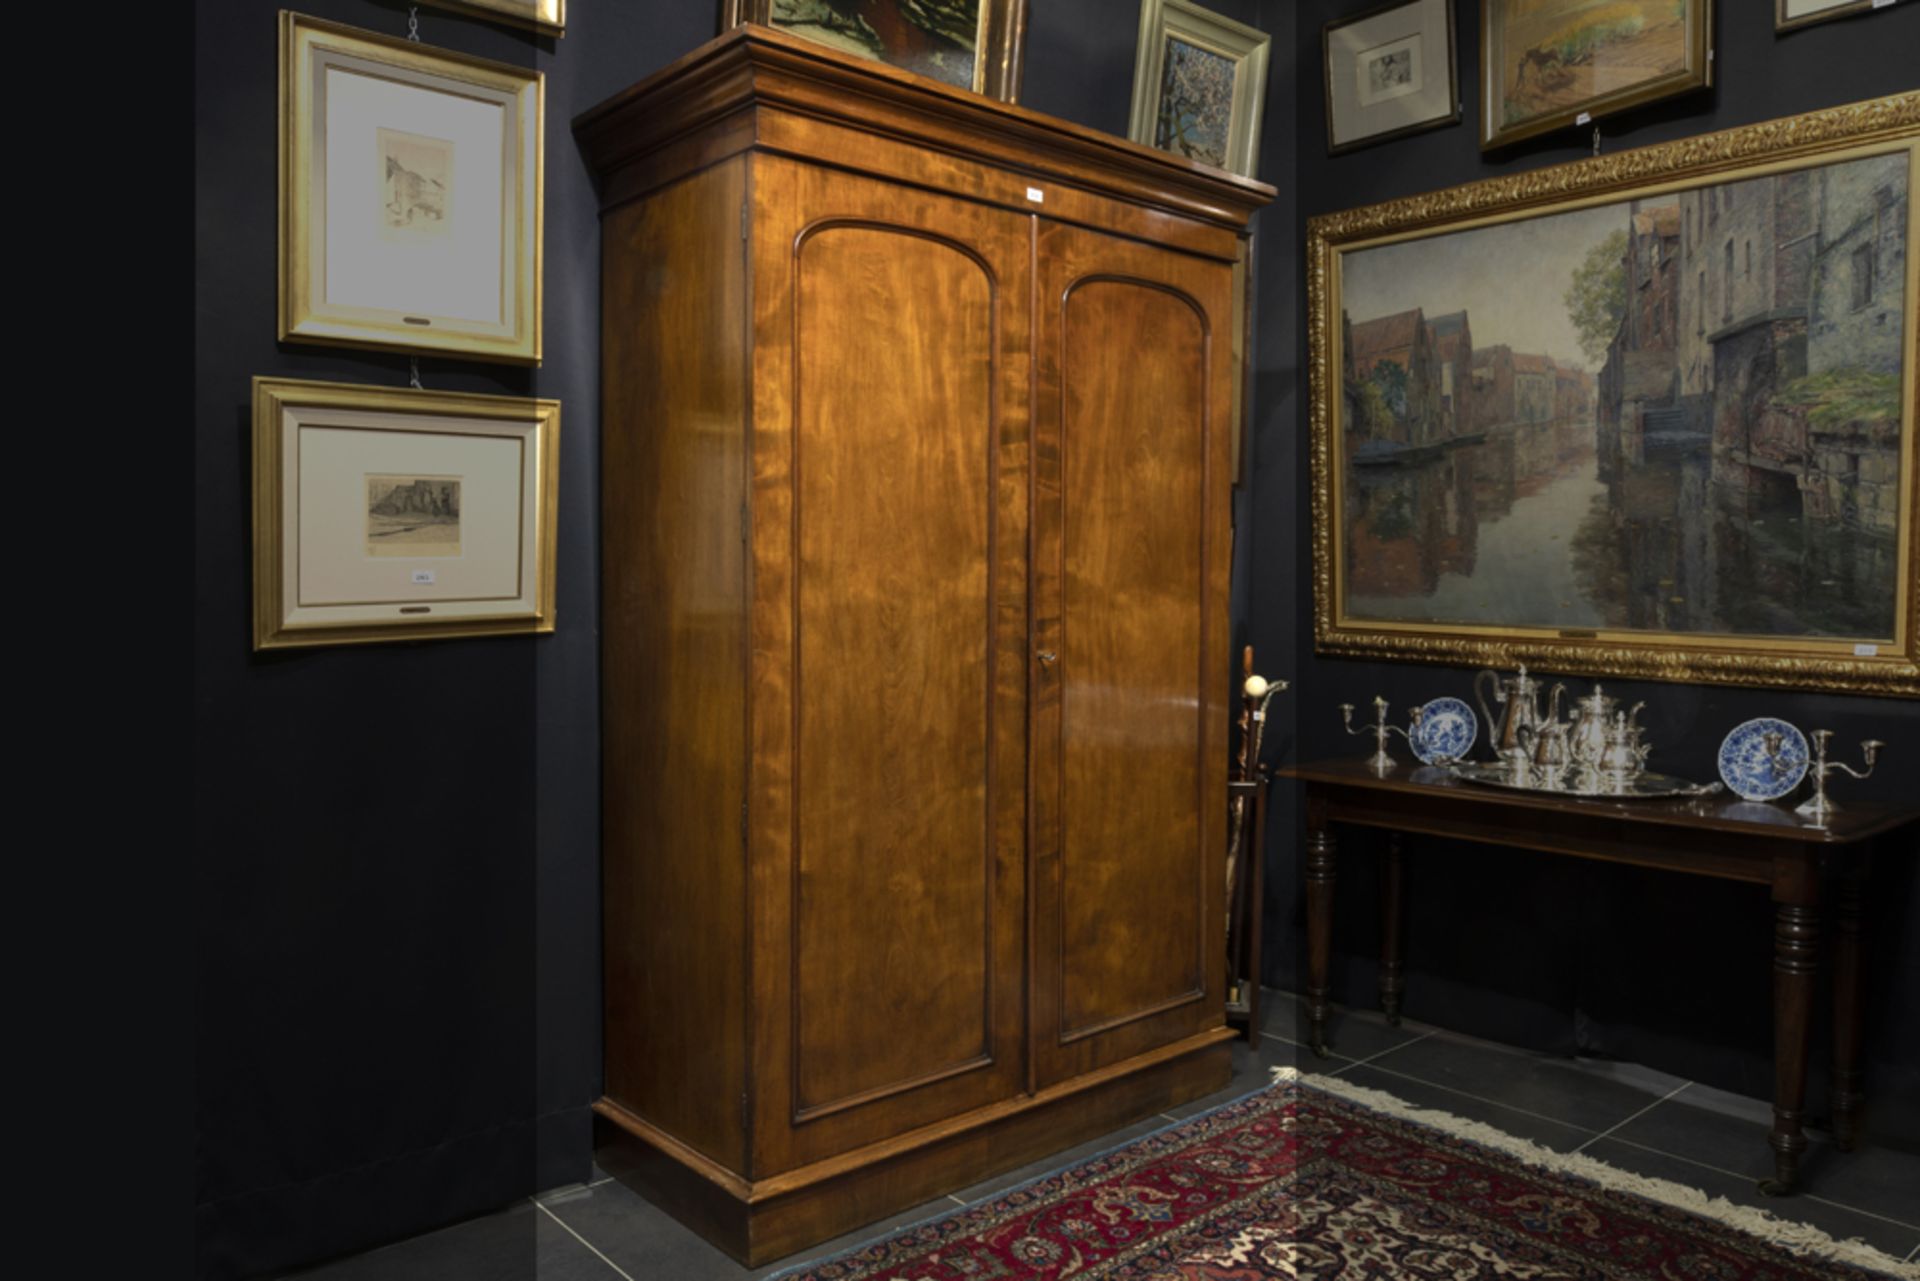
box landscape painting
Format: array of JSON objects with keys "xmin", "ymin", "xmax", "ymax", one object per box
[
  {"xmin": 768, "ymin": 0, "xmax": 984, "ymax": 89},
  {"xmin": 367, "ymin": 475, "xmax": 462, "ymax": 557},
  {"xmin": 1483, "ymin": 0, "xmax": 1709, "ymax": 148},
  {"xmin": 1311, "ymin": 116, "xmax": 1920, "ymax": 695}
]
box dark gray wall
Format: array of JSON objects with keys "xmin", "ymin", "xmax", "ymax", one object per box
[{"xmin": 1257, "ymin": 0, "xmax": 1920, "ymax": 1153}]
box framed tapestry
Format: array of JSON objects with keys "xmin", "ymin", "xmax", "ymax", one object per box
[
  {"xmin": 722, "ymin": 0, "xmax": 1030, "ymax": 103},
  {"xmin": 253, "ymin": 378, "xmax": 560, "ymax": 649},
  {"xmin": 1308, "ymin": 93, "xmax": 1920, "ymax": 696},
  {"xmin": 1324, "ymin": 0, "xmax": 1460, "ymax": 155},
  {"xmin": 1128, "ymin": 0, "xmax": 1271, "ymax": 179},
  {"xmin": 1481, "ymin": 0, "xmax": 1713, "ymax": 151},
  {"xmin": 279, "ymin": 13, "xmax": 544, "ymax": 364}
]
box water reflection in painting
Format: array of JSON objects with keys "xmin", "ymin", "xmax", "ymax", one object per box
[{"xmin": 1340, "ymin": 150, "xmax": 1909, "ymax": 642}]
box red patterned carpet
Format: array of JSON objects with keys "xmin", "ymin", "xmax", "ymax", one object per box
[{"xmin": 771, "ymin": 1068, "xmax": 1915, "ymax": 1280}]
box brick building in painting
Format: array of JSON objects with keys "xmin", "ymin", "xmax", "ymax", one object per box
[
  {"xmin": 1597, "ymin": 200, "xmax": 1688, "ymax": 466},
  {"xmin": 1426, "ymin": 310, "xmax": 1474, "ymax": 437},
  {"xmin": 1802, "ymin": 153, "xmax": 1909, "ymax": 535},
  {"xmin": 1675, "ymin": 153, "xmax": 1905, "ymax": 535},
  {"xmin": 1511, "ymin": 352, "xmax": 1556, "ymax": 423},
  {"xmin": 1349, "ymin": 307, "xmax": 1444, "ymax": 445}
]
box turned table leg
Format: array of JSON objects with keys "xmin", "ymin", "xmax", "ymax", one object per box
[
  {"xmin": 1381, "ymin": 832, "xmax": 1404, "ymax": 1026},
  {"xmin": 1761, "ymin": 866, "xmax": 1821, "ymax": 1197},
  {"xmin": 1305, "ymin": 805, "xmax": 1337, "ymax": 1060},
  {"xmin": 1831, "ymin": 863, "xmax": 1868, "ymax": 1152}
]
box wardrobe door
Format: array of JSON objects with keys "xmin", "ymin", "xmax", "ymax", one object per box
[
  {"xmin": 744, "ymin": 157, "xmax": 1034, "ymax": 1172},
  {"xmin": 1029, "ymin": 221, "xmax": 1232, "ymax": 1088}
]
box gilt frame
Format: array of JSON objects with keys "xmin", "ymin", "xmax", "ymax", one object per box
[
  {"xmin": 1308, "ymin": 93, "xmax": 1920, "ymax": 696},
  {"xmin": 252, "ymin": 377, "xmax": 560, "ymax": 650},
  {"xmin": 279, "ymin": 12, "xmax": 544, "ymax": 364},
  {"xmin": 722, "ymin": 0, "xmax": 1030, "ymax": 103}
]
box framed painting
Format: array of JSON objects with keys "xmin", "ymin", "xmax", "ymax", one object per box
[
  {"xmin": 1777, "ymin": 0, "xmax": 1897, "ymax": 32},
  {"xmin": 418, "ymin": 0, "xmax": 566, "ymax": 36},
  {"xmin": 279, "ymin": 13, "xmax": 544, "ymax": 364},
  {"xmin": 1324, "ymin": 0, "xmax": 1460, "ymax": 155},
  {"xmin": 1481, "ymin": 0, "xmax": 1712, "ymax": 151},
  {"xmin": 722, "ymin": 0, "xmax": 1030, "ymax": 103},
  {"xmin": 1128, "ymin": 0, "xmax": 1272, "ymax": 179},
  {"xmin": 1308, "ymin": 93, "xmax": 1920, "ymax": 696},
  {"xmin": 253, "ymin": 378, "xmax": 560, "ymax": 649}
]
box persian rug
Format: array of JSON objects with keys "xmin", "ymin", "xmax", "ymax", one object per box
[{"xmin": 770, "ymin": 1067, "xmax": 1917, "ymax": 1280}]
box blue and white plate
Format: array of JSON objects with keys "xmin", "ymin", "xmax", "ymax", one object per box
[
  {"xmin": 1411, "ymin": 697, "xmax": 1477, "ymax": 765},
  {"xmin": 1717, "ymin": 717, "xmax": 1810, "ymax": 802}
]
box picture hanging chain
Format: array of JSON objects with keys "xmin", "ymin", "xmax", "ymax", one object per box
[
  {"xmin": 407, "ymin": 6, "xmax": 421, "ymax": 42},
  {"xmin": 1593, "ymin": 125, "xmax": 1602, "ymax": 157},
  {"xmin": 409, "ymin": 357, "xmax": 423, "ymax": 390}
]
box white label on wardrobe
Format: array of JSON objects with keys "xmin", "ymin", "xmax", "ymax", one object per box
[
  {"xmin": 412, "ymin": 569, "xmax": 437, "ymax": 585},
  {"xmin": 1026, "ymin": 187, "xmax": 1045, "ymax": 203}
]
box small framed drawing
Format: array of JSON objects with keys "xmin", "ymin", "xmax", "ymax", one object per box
[
  {"xmin": 1128, "ymin": 0, "xmax": 1272, "ymax": 179},
  {"xmin": 1324, "ymin": 0, "xmax": 1459, "ymax": 155},
  {"xmin": 279, "ymin": 13, "xmax": 544, "ymax": 364},
  {"xmin": 1778, "ymin": 0, "xmax": 1895, "ymax": 32},
  {"xmin": 722, "ymin": 1, "xmax": 1031, "ymax": 103},
  {"xmin": 418, "ymin": 0, "xmax": 566, "ymax": 37},
  {"xmin": 252, "ymin": 378, "xmax": 560, "ymax": 650},
  {"xmin": 1481, "ymin": 0, "xmax": 1712, "ymax": 151}
]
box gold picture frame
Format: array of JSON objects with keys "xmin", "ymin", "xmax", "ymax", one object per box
[
  {"xmin": 279, "ymin": 12, "xmax": 544, "ymax": 364},
  {"xmin": 1481, "ymin": 0, "xmax": 1712, "ymax": 151},
  {"xmin": 1128, "ymin": 0, "xmax": 1272, "ymax": 179},
  {"xmin": 419, "ymin": 0, "xmax": 566, "ymax": 37},
  {"xmin": 1776, "ymin": 0, "xmax": 1888, "ymax": 33},
  {"xmin": 253, "ymin": 377, "xmax": 560, "ymax": 649},
  {"xmin": 722, "ymin": 0, "xmax": 1030, "ymax": 103},
  {"xmin": 1308, "ymin": 93, "xmax": 1920, "ymax": 697}
]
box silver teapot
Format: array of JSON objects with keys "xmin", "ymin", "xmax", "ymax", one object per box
[
  {"xmin": 1567, "ymin": 686, "xmax": 1646, "ymax": 769},
  {"xmin": 1597, "ymin": 710, "xmax": 1652, "ymax": 786}
]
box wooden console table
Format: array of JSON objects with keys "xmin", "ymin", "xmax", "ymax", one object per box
[{"xmin": 1278, "ymin": 758, "xmax": 1918, "ymax": 1196}]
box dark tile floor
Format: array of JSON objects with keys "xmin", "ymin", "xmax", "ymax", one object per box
[{"xmin": 284, "ymin": 991, "xmax": 1920, "ymax": 1279}]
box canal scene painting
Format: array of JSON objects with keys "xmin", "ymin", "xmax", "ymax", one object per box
[{"xmin": 1332, "ymin": 148, "xmax": 1912, "ymax": 649}]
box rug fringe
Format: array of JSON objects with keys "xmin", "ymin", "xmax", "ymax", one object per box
[{"xmin": 1270, "ymin": 1065, "xmax": 1918, "ymax": 1279}]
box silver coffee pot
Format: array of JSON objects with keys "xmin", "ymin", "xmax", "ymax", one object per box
[{"xmin": 1476, "ymin": 664, "xmax": 1555, "ymax": 764}]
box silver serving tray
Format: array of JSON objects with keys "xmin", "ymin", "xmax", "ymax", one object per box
[{"xmin": 1448, "ymin": 762, "xmax": 1724, "ymax": 800}]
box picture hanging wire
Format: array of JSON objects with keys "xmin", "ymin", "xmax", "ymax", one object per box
[
  {"xmin": 408, "ymin": 6, "xmax": 421, "ymax": 42},
  {"xmin": 1593, "ymin": 125, "xmax": 1602, "ymax": 156},
  {"xmin": 410, "ymin": 357, "xmax": 423, "ymax": 390}
]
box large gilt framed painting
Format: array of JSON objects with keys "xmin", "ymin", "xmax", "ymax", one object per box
[
  {"xmin": 723, "ymin": 0, "xmax": 1030, "ymax": 103},
  {"xmin": 1308, "ymin": 94, "xmax": 1920, "ymax": 696},
  {"xmin": 1481, "ymin": 0, "xmax": 1712, "ymax": 151}
]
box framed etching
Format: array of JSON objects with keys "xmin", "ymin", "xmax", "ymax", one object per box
[
  {"xmin": 279, "ymin": 13, "xmax": 544, "ymax": 364},
  {"xmin": 1308, "ymin": 93, "xmax": 1920, "ymax": 696},
  {"xmin": 1777, "ymin": 0, "xmax": 1896, "ymax": 32},
  {"xmin": 1481, "ymin": 0, "xmax": 1712, "ymax": 151},
  {"xmin": 253, "ymin": 378, "xmax": 560, "ymax": 649},
  {"xmin": 1128, "ymin": 0, "xmax": 1271, "ymax": 179},
  {"xmin": 1324, "ymin": 0, "xmax": 1460, "ymax": 155},
  {"xmin": 419, "ymin": 0, "xmax": 566, "ymax": 36},
  {"xmin": 722, "ymin": 0, "xmax": 1031, "ymax": 103}
]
